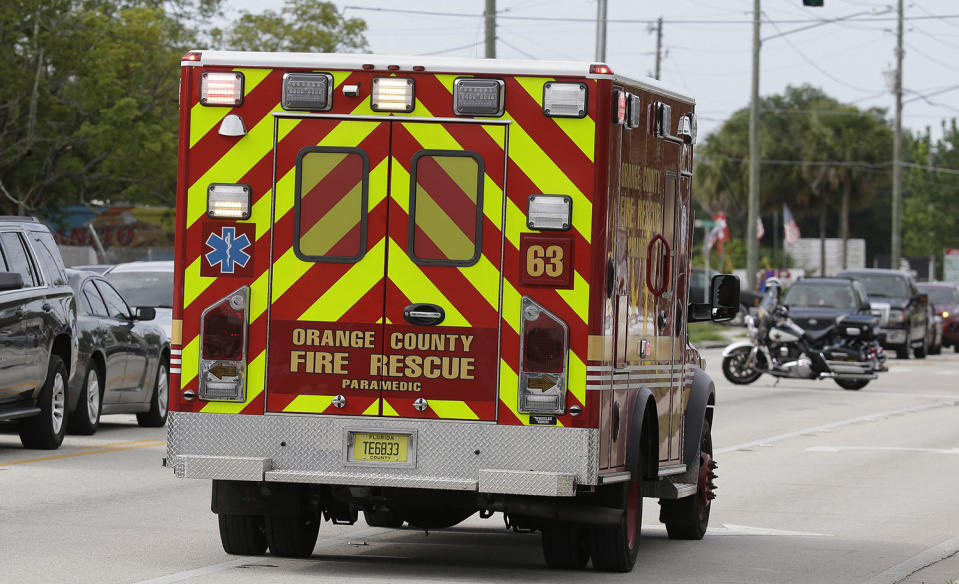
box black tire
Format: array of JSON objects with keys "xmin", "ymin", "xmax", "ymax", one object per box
[
  {"xmin": 219, "ymin": 514, "xmax": 267, "ymax": 555},
  {"xmin": 721, "ymin": 350, "xmax": 763, "ymax": 385},
  {"xmin": 541, "ymin": 523, "xmax": 589, "ymax": 570},
  {"xmin": 662, "ymin": 420, "xmax": 715, "ymax": 540},
  {"xmin": 19, "ymin": 355, "xmax": 68, "ymax": 450},
  {"xmin": 835, "ymin": 378, "xmax": 869, "ymax": 390},
  {"xmin": 913, "ymin": 333, "xmax": 927, "ymax": 359},
  {"xmin": 589, "ymin": 480, "xmax": 641, "ymax": 572},
  {"xmin": 265, "ymin": 515, "xmax": 320, "ymax": 558},
  {"xmin": 137, "ymin": 360, "xmax": 169, "ymax": 427},
  {"xmin": 69, "ymin": 362, "xmax": 102, "ymax": 435}
]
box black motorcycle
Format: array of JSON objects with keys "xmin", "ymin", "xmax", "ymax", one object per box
[{"xmin": 722, "ymin": 281, "xmax": 887, "ymax": 390}]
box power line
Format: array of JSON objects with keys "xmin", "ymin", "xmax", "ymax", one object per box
[
  {"xmin": 341, "ymin": 6, "xmax": 959, "ymax": 25},
  {"xmin": 416, "ymin": 40, "xmax": 485, "ymax": 56}
]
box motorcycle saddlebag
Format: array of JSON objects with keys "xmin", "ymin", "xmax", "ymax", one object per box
[{"xmin": 836, "ymin": 314, "xmax": 880, "ymax": 340}]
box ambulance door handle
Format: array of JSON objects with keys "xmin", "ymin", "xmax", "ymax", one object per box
[{"xmin": 404, "ymin": 303, "xmax": 445, "ymax": 326}]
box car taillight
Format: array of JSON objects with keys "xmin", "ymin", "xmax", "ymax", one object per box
[
  {"xmin": 518, "ymin": 297, "xmax": 569, "ymax": 414},
  {"xmin": 199, "ymin": 287, "xmax": 248, "ymax": 401}
]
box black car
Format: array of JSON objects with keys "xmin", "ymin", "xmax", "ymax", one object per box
[
  {"xmin": 837, "ymin": 268, "xmax": 929, "ymax": 359},
  {"xmin": 782, "ymin": 277, "xmax": 874, "ymax": 333},
  {"xmin": 0, "ymin": 217, "xmax": 78, "ymax": 449},
  {"xmin": 65, "ymin": 269, "xmax": 170, "ymax": 435}
]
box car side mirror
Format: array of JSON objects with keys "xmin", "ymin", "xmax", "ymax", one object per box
[
  {"xmin": 0, "ymin": 272, "xmax": 24, "ymax": 292},
  {"xmin": 912, "ymin": 293, "xmax": 927, "ymax": 304},
  {"xmin": 710, "ymin": 274, "xmax": 741, "ymax": 322},
  {"xmin": 135, "ymin": 306, "xmax": 156, "ymax": 321},
  {"xmin": 688, "ymin": 273, "xmax": 740, "ymax": 323}
]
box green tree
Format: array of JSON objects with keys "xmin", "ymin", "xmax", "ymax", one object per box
[
  {"xmin": 694, "ymin": 85, "xmax": 892, "ymax": 272},
  {"xmin": 903, "ymin": 120, "xmax": 959, "ymax": 270},
  {"xmin": 211, "ymin": 0, "xmax": 368, "ymax": 53}
]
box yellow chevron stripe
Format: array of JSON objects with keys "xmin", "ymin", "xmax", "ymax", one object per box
[
  {"xmin": 299, "ymin": 238, "xmax": 386, "ymax": 321},
  {"xmin": 514, "ymin": 76, "xmax": 595, "ymax": 162},
  {"xmin": 283, "ymin": 394, "xmax": 334, "ymax": 413},
  {"xmin": 457, "ymin": 255, "xmax": 500, "ymax": 313},
  {"xmin": 495, "ymin": 121, "xmax": 592, "ymax": 243},
  {"xmin": 381, "ymin": 400, "xmax": 400, "ymax": 417},
  {"xmin": 386, "ymin": 239, "xmax": 470, "ymax": 327},
  {"xmin": 199, "ymin": 350, "xmax": 265, "ymax": 413},
  {"xmin": 429, "ymin": 400, "xmax": 479, "ymax": 420},
  {"xmin": 183, "ymin": 257, "xmax": 212, "ymax": 308},
  {"xmin": 187, "ymin": 111, "xmax": 300, "ymax": 230},
  {"xmin": 362, "ymin": 400, "xmax": 381, "ymax": 415},
  {"xmin": 189, "ymin": 68, "xmax": 272, "ymax": 148},
  {"xmin": 180, "ymin": 335, "xmax": 199, "ymax": 387},
  {"xmin": 556, "ymin": 270, "xmax": 590, "ymax": 324},
  {"xmin": 249, "ymin": 268, "xmax": 270, "ymax": 323},
  {"xmin": 567, "ymin": 352, "xmax": 586, "ymax": 405}
]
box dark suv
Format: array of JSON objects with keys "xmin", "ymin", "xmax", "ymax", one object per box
[
  {"xmin": 837, "ymin": 268, "xmax": 929, "ymax": 359},
  {"xmin": 0, "ymin": 217, "xmax": 77, "ymax": 449}
]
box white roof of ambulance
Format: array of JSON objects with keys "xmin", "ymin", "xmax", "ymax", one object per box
[{"xmin": 183, "ymin": 51, "xmax": 695, "ymax": 104}]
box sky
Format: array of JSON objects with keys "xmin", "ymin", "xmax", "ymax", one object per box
[{"xmin": 218, "ymin": 0, "xmax": 959, "ymax": 143}]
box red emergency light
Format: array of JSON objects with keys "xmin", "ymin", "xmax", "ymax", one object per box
[{"xmin": 590, "ymin": 64, "xmax": 613, "ymax": 75}]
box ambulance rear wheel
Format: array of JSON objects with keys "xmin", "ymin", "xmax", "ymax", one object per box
[
  {"xmin": 218, "ymin": 513, "xmax": 267, "ymax": 555},
  {"xmin": 265, "ymin": 514, "xmax": 320, "ymax": 558},
  {"xmin": 589, "ymin": 480, "xmax": 641, "ymax": 572},
  {"xmin": 541, "ymin": 523, "xmax": 589, "ymax": 570},
  {"xmin": 662, "ymin": 420, "xmax": 715, "ymax": 540}
]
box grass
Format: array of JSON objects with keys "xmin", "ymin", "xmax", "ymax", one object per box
[{"xmin": 689, "ymin": 322, "xmax": 733, "ymax": 344}]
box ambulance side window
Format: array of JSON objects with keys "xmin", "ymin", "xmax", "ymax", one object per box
[
  {"xmin": 294, "ymin": 147, "xmax": 369, "ymax": 263},
  {"xmin": 408, "ymin": 150, "xmax": 484, "ymax": 266}
]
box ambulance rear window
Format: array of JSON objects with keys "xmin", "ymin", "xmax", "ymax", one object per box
[
  {"xmin": 408, "ymin": 150, "xmax": 484, "ymax": 266},
  {"xmin": 294, "ymin": 147, "xmax": 369, "ymax": 263}
]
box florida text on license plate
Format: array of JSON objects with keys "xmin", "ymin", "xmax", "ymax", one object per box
[{"xmin": 349, "ymin": 432, "xmax": 410, "ymax": 464}]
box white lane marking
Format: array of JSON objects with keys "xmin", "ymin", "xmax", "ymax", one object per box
[
  {"xmin": 134, "ymin": 527, "xmax": 393, "ymax": 584},
  {"xmin": 807, "ymin": 446, "xmax": 959, "ymax": 454},
  {"xmin": 863, "ymin": 534, "xmax": 959, "ymax": 584},
  {"xmin": 716, "ymin": 400, "xmax": 959, "ymax": 454},
  {"xmin": 644, "ymin": 523, "xmax": 831, "ymax": 537}
]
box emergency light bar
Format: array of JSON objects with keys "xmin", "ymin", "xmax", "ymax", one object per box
[
  {"xmin": 371, "ymin": 77, "xmax": 415, "ymax": 112},
  {"xmin": 200, "ymin": 71, "xmax": 243, "ymax": 106},
  {"xmin": 207, "ymin": 183, "xmax": 251, "ymax": 220},
  {"xmin": 282, "ymin": 72, "xmax": 333, "ymax": 111},
  {"xmin": 543, "ymin": 82, "xmax": 588, "ymax": 119},
  {"xmin": 527, "ymin": 195, "xmax": 572, "ymax": 231}
]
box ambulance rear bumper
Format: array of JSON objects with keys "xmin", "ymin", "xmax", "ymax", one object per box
[{"xmin": 166, "ymin": 412, "xmax": 600, "ymax": 497}]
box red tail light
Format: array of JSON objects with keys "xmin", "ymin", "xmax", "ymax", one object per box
[
  {"xmin": 202, "ymin": 301, "xmax": 244, "ymax": 360},
  {"xmin": 524, "ymin": 321, "xmax": 565, "ymax": 372},
  {"xmin": 518, "ymin": 297, "xmax": 569, "ymax": 414},
  {"xmin": 199, "ymin": 287, "xmax": 249, "ymax": 402}
]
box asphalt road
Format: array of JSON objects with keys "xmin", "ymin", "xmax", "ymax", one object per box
[{"xmin": 2, "ymin": 347, "xmax": 958, "ymax": 584}]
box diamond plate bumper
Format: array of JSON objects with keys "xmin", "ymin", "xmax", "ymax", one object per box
[{"xmin": 167, "ymin": 412, "xmax": 599, "ymax": 497}]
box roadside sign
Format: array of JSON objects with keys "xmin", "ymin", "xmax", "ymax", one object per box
[
  {"xmin": 694, "ymin": 219, "xmax": 715, "ymax": 228},
  {"xmin": 945, "ymin": 249, "xmax": 959, "ymax": 281}
]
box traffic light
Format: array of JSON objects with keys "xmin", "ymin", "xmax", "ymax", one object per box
[{"xmin": 803, "ymin": 0, "xmax": 824, "ymax": 5}]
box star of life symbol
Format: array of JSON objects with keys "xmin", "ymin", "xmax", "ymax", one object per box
[{"xmin": 205, "ymin": 226, "xmax": 251, "ymax": 274}]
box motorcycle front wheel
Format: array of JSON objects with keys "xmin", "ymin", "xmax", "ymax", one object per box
[{"xmin": 722, "ymin": 349, "xmax": 764, "ymax": 385}]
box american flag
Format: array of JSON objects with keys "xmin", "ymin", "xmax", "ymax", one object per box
[
  {"xmin": 757, "ymin": 216, "xmax": 765, "ymax": 241},
  {"xmin": 783, "ymin": 204, "xmax": 801, "ymax": 246}
]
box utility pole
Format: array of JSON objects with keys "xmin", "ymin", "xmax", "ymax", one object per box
[
  {"xmin": 654, "ymin": 17, "xmax": 663, "ymax": 80},
  {"xmin": 747, "ymin": 0, "xmax": 760, "ymax": 290},
  {"xmin": 890, "ymin": 0, "xmax": 903, "ymax": 269},
  {"xmin": 595, "ymin": 0, "xmax": 607, "ymax": 61},
  {"xmin": 484, "ymin": 0, "xmax": 496, "ymax": 58}
]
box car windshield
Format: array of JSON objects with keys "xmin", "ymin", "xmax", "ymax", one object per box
[
  {"xmin": 855, "ymin": 275, "xmax": 910, "ymax": 298},
  {"xmin": 105, "ymin": 271, "xmax": 173, "ymax": 308},
  {"xmin": 920, "ymin": 287, "xmax": 959, "ymax": 306},
  {"xmin": 783, "ymin": 283, "xmax": 858, "ymax": 309}
]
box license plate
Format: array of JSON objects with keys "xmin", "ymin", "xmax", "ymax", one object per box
[{"xmin": 348, "ymin": 432, "xmax": 410, "ymax": 464}]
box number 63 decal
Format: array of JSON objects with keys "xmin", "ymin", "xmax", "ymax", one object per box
[{"xmin": 519, "ymin": 234, "xmax": 574, "ymax": 289}]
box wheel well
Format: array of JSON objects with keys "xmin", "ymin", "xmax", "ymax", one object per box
[
  {"xmin": 91, "ymin": 351, "xmax": 106, "ymax": 384},
  {"xmin": 51, "ymin": 334, "xmax": 72, "ymax": 378},
  {"xmin": 641, "ymin": 402, "xmax": 658, "ymax": 481}
]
